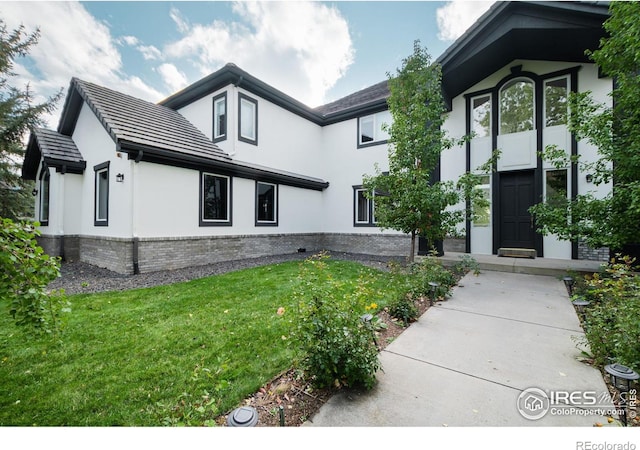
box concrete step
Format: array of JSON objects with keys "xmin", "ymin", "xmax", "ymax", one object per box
[
  {"xmin": 426, "ymin": 251, "xmax": 604, "ymax": 277},
  {"xmin": 497, "ymin": 247, "xmax": 536, "ymax": 259}
]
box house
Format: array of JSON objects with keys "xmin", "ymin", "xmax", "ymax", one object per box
[{"xmin": 22, "ymin": 1, "xmax": 612, "ymax": 274}]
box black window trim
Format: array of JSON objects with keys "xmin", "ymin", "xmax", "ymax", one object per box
[
  {"xmin": 199, "ymin": 171, "xmax": 233, "ymax": 227},
  {"xmin": 238, "ymin": 92, "xmax": 258, "ymax": 145},
  {"xmin": 93, "ymin": 161, "xmax": 110, "ymax": 227},
  {"xmin": 255, "ymin": 180, "xmax": 278, "ymax": 227},
  {"xmin": 38, "ymin": 165, "xmax": 50, "ymax": 226},
  {"xmin": 212, "ymin": 91, "xmax": 227, "ymax": 143}
]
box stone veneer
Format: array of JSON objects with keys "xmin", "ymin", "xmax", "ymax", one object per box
[{"xmin": 39, "ymin": 232, "xmax": 413, "ymax": 274}]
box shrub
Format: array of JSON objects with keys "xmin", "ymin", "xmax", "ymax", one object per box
[
  {"xmin": 387, "ymin": 293, "xmax": 418, "ymax": 326},
  {"xmin": 0, "ymin": 218, "xmax": 69, "ymax": 334},
  {"xmin": 293, "ymin": 252, "xmax": 380, "ymax": 389},
  {"xmin": 406, "ymin": 257, "xmax": 456, "ymax": 300},
  {"xmin": 578, "ymin": 256, "xmax": 640, "ymax": 371}
]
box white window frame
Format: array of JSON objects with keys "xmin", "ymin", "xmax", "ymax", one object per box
[
  {"xmin": 472, "ymin": 174, "xmax": 491, "ymax": 227},
  {"xmin": 213, "ymin": 92, "xmax": 227, "ymax": 142},
  {"xmin": 94, "ymin": 162, "xmax": 109, "ymax": 226},
  {"xmin": 255, "ymin": 181, "xmax": 278, "ymax": 226},
  {"xmin": 200, "ymin": 172, "xmax": 231, "ymax": 226},
  {"xmin": 544, "ymin": 76, "xmax": 569, "ymax": 128},
  {"xmin": 358, "ymin": 110, "xmax": 391, "ymax": 147},
  {"xmin": 471, "ymin": 94, "xmax": 492, "ymax": 138},
  {"xmin": 239, "ymin": 93, "xmax": 258, "ymax": 145}
]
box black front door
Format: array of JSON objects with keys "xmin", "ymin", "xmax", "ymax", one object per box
[{"xmin": 499, "ymin": 170, "xmax": 536, "ymax": 249}]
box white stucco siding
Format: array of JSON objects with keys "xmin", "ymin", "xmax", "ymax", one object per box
[
  {"xmin": 176, "ymin": 86, "xmax": 325, "ymax": 180},
  {"xmin": 134, "ymin": 161, "xmax": 324, "ymax": 238},
  {"xmin": 320, "ymin": 118, "xmax": 403, "ymax": 235},
  {"xmin": 71, "ymin": 102, "xmax": 132, "ymax": 238}
]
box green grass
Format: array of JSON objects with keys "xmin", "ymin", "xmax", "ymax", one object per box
[{"xmin": 0, "ymin": 259, "xmax": 405, "ymax": 426}]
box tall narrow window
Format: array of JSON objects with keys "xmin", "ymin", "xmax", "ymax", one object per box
[
  {"xmin": 200, "ymin": 172, "xmax": 231, "ymax": 226},
  {"xmin": 354, "ymin": 187, "xmax": 378, "ymax": 226},
  {"xmin": 213, "ymin": 93, "xmax": 227, "ymax": 142},
  {"xmin": 94, "ymin": 162, "xmax": 109, "ymax": 226},
  {"xmin": 472, "ymin": 95, "xmax": 491, "ymax": 138},
  {"xmin": 358, "ymin": 110, "xmax": 391, "ymax": 147},
  {"xmin": 472, "ymin": 175, "xmax": 491, "ymax": 227},
  {"xmin": 39, "ymin": 168, "xmax": 50, "ymax": 226},
  {"xmin": 499, "ymin": 78, "xmax": 534, "ymax": 134},
  {"xmin": 355, "ymin": 188, "xmax": 369, "ymax": 224},
  {"xmin": 256, "ymin": 181, "xmax": 277, "ymax": 225},
  {"xmin": 239, "ymin": 93, "xmax": 258, "ymax": 145},
  {"xmin": 545, "ymin": 169, "xmax": 568, "ymax": 208},
  {"xmin": 544, "ymin": 77, "xmax": 568, "ymax": 127}
]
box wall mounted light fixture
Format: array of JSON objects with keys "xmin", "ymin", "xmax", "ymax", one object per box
[
  {"xmin": 586, "ymin": 174, "xmax": 593, "ymax": 183},
  {"xmin": 116, "ymin": 173, "xmax": 124, "ymax": 183},
  {"xmin": 32, "ymin": 188, "xmax": 38, "ymax": 196}
]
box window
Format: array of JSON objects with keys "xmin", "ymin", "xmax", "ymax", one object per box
[
  {"xmin": 354, "ymin": 187, "xmax": 377, "ymax": 226},
  {"xmin": 499, "ymin": 78, "xmax": 534, "ymax": 134},
  {"xmin": 472, "ymin": 95, "xmax": 491, "ymax": 138},
  {"xmin": 545, "ymin": 169, "xmax": 568, "ymax": 208},
  {"xmin": 358, "ymin": 110, "xmax": 391, "ymax": 147},
  {"xmin": 200, "ymin": 172, "xmax": 231, "ymax": 226},
  {"xmin": 39, "ymin": 168, "xmax": 50, "ymax": 226},
  {"xmin": 94, "ymin": 162, "xmax": 109, "ymax": 226},
  {"xmin": 544, "ymin": 77, "xmax": 568, "ymax": 127},
  {"xmin": 256, "ymin": 181, "xmax": 277, "ymax": 225},
  {"xmin": 213, "ymin": 92, "xmax": 227, "ymax": 142},
  {"xmin": 472, "ymin": 175, "xmax": 491, "ymax": 227},
  {"xmin": 239, "ymin": 93, "xmax": 258, "ymax": 145}
]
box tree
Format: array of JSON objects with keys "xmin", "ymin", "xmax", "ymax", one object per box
[
  {"xmin": 363, "ymin": 41, "xmax": 487, "ymax": 262},
  {"xmin": 0, "ymin": 20, "xmax": 61, "ymax": 220},
  {"xmin": 530, "ymin": 2, "xmax": 640, "ymax": 253}
]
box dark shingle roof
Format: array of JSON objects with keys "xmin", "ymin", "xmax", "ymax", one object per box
[
  {"xmin": 68, "ymin": 78, "xmax": 231, "ymax": 162},
  {"xmin": 33, "ymin": 128, "xmax": 84, "ymax": 164},
  {"xmin": 22, "ymin": 128, "xmax": 86, "ymax": 179},
  {"xmin": 314, "ymin": 80, "xmax": 389, "ymax": 117}
]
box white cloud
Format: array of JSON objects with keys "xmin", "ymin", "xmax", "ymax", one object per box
[
  {"xmin": 436, "ymin": 1, "xmax": 495, "ymax": 41},
  {"xmin": 157, "ymin": 63, "xmax": 188, "ymax": 93},
  {"xmin": 164, "ymin": 1, "xmax": 354, "ymax": 106},
  {"xmin": 138, "ymin": 45, "xmax": 162, "ymax": 61},
  {"xmin": 1, "ymin": 1, "xmax": 165, "ymax": 127}
]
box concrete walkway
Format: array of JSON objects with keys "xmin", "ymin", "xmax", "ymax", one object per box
[{"xmin": 305, "ymin": 270, "xmax": 615, "ymax": 426}]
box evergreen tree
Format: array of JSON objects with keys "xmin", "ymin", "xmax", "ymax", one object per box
[{"xmin": 0, "ymin": 20, "xmax": 61, "ymax": 220}]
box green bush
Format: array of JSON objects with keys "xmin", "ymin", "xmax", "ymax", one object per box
[
  {"xmin": 406, "ymin": 257, "xmax": 456, "ymax": 300},
  {"xmin": 387, "ymin": 293, "xmax": 419, "ymax": 325},
  {"xmin": 0, "ymin": 218, "xmax": 69, "ymax": 334},
  {"xmin": 293, "ymin": 252, "xmax": 380, "ymax": 389},
  {"xmin": 578, "ymin": 256, "xmax": 640, "ymax": 371}
]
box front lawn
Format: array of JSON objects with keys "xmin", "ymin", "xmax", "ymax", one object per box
[{"xmin": 0, "ymin": 259, "xmax": 405, "ymax": 426}]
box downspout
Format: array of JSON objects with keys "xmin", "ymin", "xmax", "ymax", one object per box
[
  {"xmin": 131, "ymin": 147, "xmax": 141, "ymax": 274},
  {"xmin": 58, "ymin": 165, "xmax": 66, "ymax": 261}
]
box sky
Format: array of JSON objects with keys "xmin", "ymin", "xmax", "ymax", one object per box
[{"xmin": 1, "ymin": 1, "xmax": 496, "ymax": 128}]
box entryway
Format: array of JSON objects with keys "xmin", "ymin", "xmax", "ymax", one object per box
[{"xmin": 499, "ymin": 170, "xmax": 536, "ymax": 251}]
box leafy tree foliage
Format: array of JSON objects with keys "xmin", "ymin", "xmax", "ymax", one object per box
[
  {"xmin": 0, "ymin": 20, "xmax": 61, "ymax": 220},
  {"xmin": 531, "ymin": 2, "xmax": 640, "ymax": 251},
  {"xmin": 364, "ymin": 41, "xmax": 488, "ymax": 262},
  {"xmin": 0, "ymin": 218, "xmax": 69, "ymax": 334}
]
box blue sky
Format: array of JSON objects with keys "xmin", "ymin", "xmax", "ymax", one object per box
[{"xmin": 2, "ymin": 1, "xmax": 495, "ymax": 127}]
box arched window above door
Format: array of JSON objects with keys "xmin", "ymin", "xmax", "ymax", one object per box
[{"xmin": 499, "ymin": 78, "xmax": 534, "ymax": 134}]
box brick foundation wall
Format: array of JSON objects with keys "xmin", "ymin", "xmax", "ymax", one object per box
[
  {"xmin": 38, "ymin": 232, "xmax": 412, "ymax": 275},
  {"xmin": 137, "ymin": 233, "xmax": 323, "ymax": 273},
  {"xmin": 79, "ymin": 236, "xmax": 134, "ymax": 274},
  {"xmin": 577, "ymin": 240, "xmax": 609, "ymax": 262}
]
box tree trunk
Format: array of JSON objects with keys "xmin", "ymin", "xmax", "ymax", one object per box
[{"xmin": 409, "ymin": 230, "xmax": 416, "ymax": 263}]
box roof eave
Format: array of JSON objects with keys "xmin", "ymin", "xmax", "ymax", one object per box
[{"xmin": 120, "ymin": 140, "xmax": 329, "ymax": 191}]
